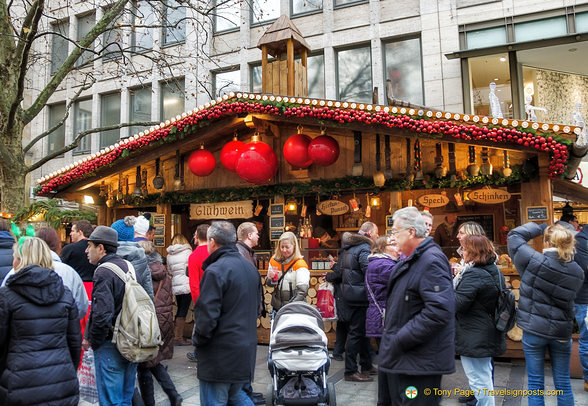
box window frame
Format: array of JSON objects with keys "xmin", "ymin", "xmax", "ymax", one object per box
[
  {"xmin": 75, "ymin": 11, "xmax": 96, "ymax": 67},
  {"xmin": 250, "ymin": 0, "xmax": 280, "ymax": 27},
  {"xmin": 212, "ymin": 67, "xmax": 241, "ymax": 98},
  {"xmin": 290, "ymin": 0, "xmax": 323, "ymax": 18},
  {"xmin": 335, "ymin": 43, "xmax": 373, "ymax": 103},
  {"xmin": 51, "ymin": 20, "xmax": 69, "ymax": 75},
  {"xmin": 73, "ymin": 98, "xmax": 93, "ymax": 155},
  {"xmin": 162, "ymin": 0, "xmax": 187, "ymax": 46},
  {"xmin": 212, "ymin": 0, "xmax": 241, "ymax": 34},
  {"xmin": 333, "ymin": 0, "xmax": 368, "ymax": 10},
  {"xmin": 160, "ymin": 78, "xmax": 186, "ymax": 121},
  {"xmin": 131, "ymin": 0, "xmax": 156, "ymax": 52},
  {"xmin": 100, "ymin": 92, "xmax": 121, "ymax": 148},
  {"xmin": 382, "ymin": 35, "xmax": 425, "ymax": 106},
  {"xmin": 47, "ymin": 102, "xmax": 67, "ymax": 156},
  {"xmin": 129, "ymin": 85, "xmax": 153, "ymax": 138}
]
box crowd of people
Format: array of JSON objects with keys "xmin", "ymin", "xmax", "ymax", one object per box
[{"xmin": 0, "ymin": 207, "xmax": 585, "ymax": 406}]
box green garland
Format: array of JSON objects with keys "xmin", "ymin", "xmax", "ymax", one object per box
[
  {"xmin": 118, "ymin": 165, "xmax": 530, "ymax": 206},
  {"xmin": 14, "ymin": 200, "xmax": 97, "ymax": 229}
]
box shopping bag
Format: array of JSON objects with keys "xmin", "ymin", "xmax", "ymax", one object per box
[
  {"xmin": 78, "ymin": 348, "xmax": 99, "ymax": 405},
  {"xmin": 316, "ymin": 281, "xmax": 337, "ymax": 321}
]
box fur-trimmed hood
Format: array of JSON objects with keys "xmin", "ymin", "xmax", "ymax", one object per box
[{"xmin": 341, "ymin": 232, "xmax": 374, "ymax": 249}]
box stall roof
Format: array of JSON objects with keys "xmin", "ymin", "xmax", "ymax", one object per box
[
  {"xmin": 35, "ymin": 92, "xmax": 582, "ymax": 196},
  {"xmin": 553, "ymin": 179, "xmax": 588, "ymax": 205}
]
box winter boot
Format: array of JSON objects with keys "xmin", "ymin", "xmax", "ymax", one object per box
[{"xmin": 174, "ymin": 317, "xmax": 191, "ymax": 346}]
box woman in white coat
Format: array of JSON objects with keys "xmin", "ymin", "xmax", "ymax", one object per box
[{"xmin": 166, "ymin": 234, "xmax": 193, "ymax": 345}]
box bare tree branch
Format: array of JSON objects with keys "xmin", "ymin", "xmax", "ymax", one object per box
[{"xmin": 26, "ymin": 120, "xmax": 159, "ymax": 173}]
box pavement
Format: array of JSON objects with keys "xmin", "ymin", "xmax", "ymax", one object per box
[{"xmin": 153, "ymin": 345, "xmax": 588, "ymax": 405}]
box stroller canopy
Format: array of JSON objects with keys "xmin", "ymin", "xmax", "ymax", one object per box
[{"xmin": 270, "ymin": 302, "xmax": 328, "ymax": 351}]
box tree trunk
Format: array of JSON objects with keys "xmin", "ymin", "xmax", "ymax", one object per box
[{"xmin": 0, "ymin": 122, "xmax": 27, "ymax": 214}]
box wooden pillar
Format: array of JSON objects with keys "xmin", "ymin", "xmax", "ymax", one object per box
[
  {"xmin": 520, "ymin": 153, "xmax": 552, "ymax": 252},
  {"xmin": 97, "ymin": 205, "xmax": 107, "ymax": 226},
  {"xmin": 261, "ymin": 45, "xmax": 268, "ymax": 93},
  {"xmin": 301, "ymin": 49, "xmax": 308, "ymax": 96},
  {"xmin": 287, "ymin": 38, "xmax": 295, "ymax": 96},
  {"xmin": 156, "ymin": 202, "xmax": 172, "ymax": 257}
]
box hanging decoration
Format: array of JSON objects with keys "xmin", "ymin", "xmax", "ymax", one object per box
[
  {"xmin": 413, "ymin": 139, "xmax": 423, "ymax": 181},
  {"xmin": 373, "ymin": 134, "xmax": 385, "ymax": 187},
  {"xmin": 467, "ymin": 146, "xmax": 480, "ymax": 177},
  {"xmin": 173, "ymin": 150, "xmax": 184, "ymax": 191},
  {"xmin": 502, "ymin": 151, "xmax": 512, "ymax": 177},
  {"xmin": 283, "ymin": 126, "xmax": 312, "ymax": 168},
  {"xmin": 351, "ymin": 131, "xmax": 363, "ymax": 176},
  {"xmin": 406, "ymin": 138, "xmax": 414, "ymax": 182},
  {"xmin": 480, "ymin": 147, "xmax": 493, "ymax": 175},
  {"xmin": 448, "ymin": 143, "xmax": 457, "ymax": 182},
  {"xmin": 153, "ymin": 158, "xmax": 164, "ymax": 190},
  {"xmin": 434, "ymin": 143, "xmax": 447, "ymax": 179},
  {"xmin": 220, "ymin": 133, "xmax": 246, "ymax": 172},
  {"xmin": 235, "ymin": 132, "xmax": 278, "ymax": 185},
  {"xmin": 308, "ymin": 127, "xmax": 339, "ymax": 167},
  {"xmin": 188, "ymin": 145, "xmax": 216, "ymax": 177}
]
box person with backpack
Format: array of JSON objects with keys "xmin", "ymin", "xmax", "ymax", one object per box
[
  {"xmin": 508, "ymin": 222, "xmax": 584, "ymax": 406},
  {"xmin": 83, "ymin": 225, "xmax": 145, "ymax": 405},
  {"xmin": 455, "ymin": 234, "xmax": 506, "ymax": 406}
]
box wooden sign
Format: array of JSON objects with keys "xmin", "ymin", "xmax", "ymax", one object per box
[
  {"xmin": 527, "ymin": 206, "xmax": 548, "ymax": 221},
  {"xmin": 270, "ymin": 204, "xmax": 284, "ymax": 216},
  {"xmin": 270, "ymin": 229, "xmax": 283, "ymax": 241},
  {"xmin": 154, "ymin": 237, "xmax": 165, "ymax": 247},
  {"xmin": 190, "ymin": 200, "xmax": 253, "ymax": 220},
  {"xmin": 153, "ymin": 215, "xmax": 165, "ymax": 225},
  {"xmin": 417, "ymin": 194, "xmax": 449, "ymax": 208},
  {"xmin": 468, "ymin": 189, "xmax": 511, "ymax": 204},
  {"xmin": 154, "ymin": 226, "xmax": 165, "ymax": 236},
  {"xmin": 270, "ymin": 216, "xmax": 285, "ymax": 229},
  {"xmin": 317, "ymin": 200, "xmax": 349, "ymax": 216}
]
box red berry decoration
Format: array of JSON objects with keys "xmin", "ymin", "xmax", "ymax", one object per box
[
  {"xmin": 308, "ymin": 131, "xmax": 340, "ymax": 166},
  {"xmin": 220, "ymin": 135, "xmax": 246, "ymax": 172},
  {"xmin": 283, "ymin": 127, "xmax": 312, "ymax": 168},
  {"xmin": 236, "ymin": 134, "xmax": 278, "ymax": 185},
  {"xmin": 188, "ymin": 145, "xmax": 216, "ymax": 176}
]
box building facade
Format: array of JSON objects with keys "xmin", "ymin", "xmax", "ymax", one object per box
[{"xmin": 29, "ymin": 0, "xmax": 588, "ymax": 189}]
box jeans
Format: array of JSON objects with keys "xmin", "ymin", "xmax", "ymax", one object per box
[
  {"xmin": 138, "ymin": 363, "xmax": 180, "ymax": 406},
  {"xmin": 522, "ymin": 331, "xmax": 574, "ymax": 406},
  {"xmin": 460, "ymin": 356, "xmax": 494, "ymax": 406},
  {"xmin": 94, "ymin": 341, "xmax": 137, "ymax": 406},
  {"xmin": 199, "ymin": 380, "xmax": 254, "ymax": 406},
  {"xmin": 574, "ymin": 303, "xmax": 588, "ymax": 382},
  {"xmin": 345, "ymin": 306, "xmax": 372, "ymax": 375}
]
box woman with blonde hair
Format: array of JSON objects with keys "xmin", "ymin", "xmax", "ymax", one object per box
[
  {"xmin": 453, "ymin": 221, "xmax": 487, "ymax": 287},
  {"xmin": 508, "ymin": 223, "xmax": 584, "ymax": 406},
  {"xmin": 166, "ymin": 233, "xmax": 193, "ymax": 345},
  {"xmin": 266, "ymin": 231, "xmax": 310, "ymax": 311},
  {"xmin": 0, "ymin": 237, "xmax": 81, "ymax": 405}
]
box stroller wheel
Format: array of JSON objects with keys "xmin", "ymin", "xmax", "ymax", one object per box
[
  {"xmin": 327, "ymin": 382, "xmax": 336, "ymax": 405},
  {"xmin": 265, "ymin": 383, "xmax": 274, "ymax": 406}
]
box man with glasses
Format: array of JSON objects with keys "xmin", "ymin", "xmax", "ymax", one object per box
[{"xmin": 378, "ymin": 207, "xmax": 455, "ymax": 405}]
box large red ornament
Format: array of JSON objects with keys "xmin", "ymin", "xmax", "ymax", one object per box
[
  {"xmin": 308, "ymin": 133, "xmax": 339, "ymax": 166},
  {"xmin": 188, "ymin": 145, "xmax": 216, "ymax": 176},
  {"xmin": 220, "ymin": 136, "xmax": 246, "ymax": 172},
  {"xmin": 283, "ymin": 131, "xmax": 312, "ymax": 168},
  {"xmin": 236, "ymin": 135, "xmax": 278, "ymax": 185}
]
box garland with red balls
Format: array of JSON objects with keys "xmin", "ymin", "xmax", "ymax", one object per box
[{"xmin": 36, "ymin": 98, "xmax": 572, "ymax": 195}]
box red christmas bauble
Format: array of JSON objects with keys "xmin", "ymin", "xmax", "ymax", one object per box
[
  {"xmin": 188, "ymin": 147, "xmax": 216, "ymax": 176},
  {"xmin": 283, "ymin": 133, "xmax": 312, "ymax": 168},
  {"xmin": 220, "ymin": 139, "xmax": 246, "ymax": 172},
  {"xmin": 236, "ymin": 140, "xmax": 278, "ymax": 184},
  {"xmin": 308, "ymin": 135, "xmax": 340, "ymax": 166}
]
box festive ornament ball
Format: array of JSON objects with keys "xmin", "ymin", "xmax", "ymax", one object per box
[
  {"xmin": 236, "ymin": 140, "xmax": 278, "ymax": 185},
  {"xmin": 220, "ymin": 139, "xmax": 246, "ymax": 172},
  {"xmin": 188, "ymin": 147, "xmax": 216, "ymax": 176},
  {"xmin": 283, "ymin": 133, "xmax": 312, "ymax": 168},
  {"xmin": 308, "ymin": 135, "xmax": 340, "ymax": 166}
]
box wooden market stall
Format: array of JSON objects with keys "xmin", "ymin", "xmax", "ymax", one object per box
[{"xmin": 35, "ymin": 16, "xmax": 587, "ymax": 355}]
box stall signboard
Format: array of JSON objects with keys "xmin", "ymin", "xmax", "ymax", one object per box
[
  {"xmin": 417, "ymin": 194, "xmax": 449, "ymax": 208},
  {"xmin": 270, "ymin": 229, "xmax": 283, "ymax": 241},
  {"xmin": 468, "ymin": 189, "xmax": 511, "ymax": 204},
  {"xmin": 153, "ymin": 215, "xmax": 165, "ymax": 226},
  {"xmin": 386, "ymin": 215, "xmax": 394, "ymax": 229},
  {"xmin": 270, "ymin": 216, "xmax": 285, "ymax": 229},
  {"xmin": 270, "ymin": 204, "xmax": 284, "ymax": 216},
  {"xmin": 526, "ymin": 206, "xmax": 549, "ymax": 221},
  {"xmin": 154, "ymin": 237, "xmax": 165, "ymax": 247},
  {"xmin": 190, "ymin": 200, "xmax": 253, "ymax": 220},
  {"xmin": 317, "ymin": 200, "xmax": 349, "ymax": 216}
]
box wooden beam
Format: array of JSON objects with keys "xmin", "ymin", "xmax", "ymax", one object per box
[
  {"xmin": 287, "ymin": 38, "xmax": 295, "ymax": 96},
  {"xmin": 261, "ymin": 45, "xmax": 268, "ymax": 93}
]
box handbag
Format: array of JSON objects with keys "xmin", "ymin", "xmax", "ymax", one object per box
[
  {"xmin": 365, "ymin": 275, "xmax": 385, "ymax": 326},
  {"xmin": 78, "ymin": 348, "xmax": 99, "ymax": 405},
  {"xmin": 316, "ymin": 281, "xmax": 337, "ymax": 320}
]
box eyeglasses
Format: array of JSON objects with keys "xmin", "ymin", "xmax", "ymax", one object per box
[{"xmin": 389, "ymin": 228, "xmax": 407, "ymax": 235}]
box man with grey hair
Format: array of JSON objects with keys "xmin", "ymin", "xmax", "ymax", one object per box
[
  {"xmin": 421, "ymin": 211, "xmax": 434, "ymax": 237},
  {"xmin": 378, "ymin": 207, "xmax": 455, "ymax": 405},
  {"xmin": 193, "ymin": 221, "xmax": 262, "ymax": 405}
]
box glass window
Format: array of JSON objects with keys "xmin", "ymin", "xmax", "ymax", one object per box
[
  {"xmin": 100, "ymin": 93, "xmax": 121, "ymax": 148},
  {"xmin": 384, "ymin": 38, "xmax": 424, "ymax": 105},
  {"xmin": 73, "ymin": 99, "xmax": 92, "ymax": 154},
  {"xmin": 251, "ymin": 0, "xmax": 279, "ymax": 25},
  {"xmin": 163, "ymin": 0, "xmax": 186, "ymax": 45},
  {"xmin": 514, "ymin": 17, "xmax": 567, "ymax": 42},
  {"xmin": 468, "ymin": 53, "xmax": 512, "ymax": 118},
  {"xmin": 48, "ymin": 103, "xmax": 66, "ymax": 155},
  {"xmin": 129, "ymin": 86, "xmax": 152, "ymax": 137},
  {"xmin": 214, "ymin": 70, "xmax": 240, "ymax": 97},
  {"xmin": 161, "ymin": 79, "xmax": 185, "ymax": 120},
  {"xmin": 132, "ymin": 0, "xmax": 155, "ymax": 51},
  {"xmin": 213, "ymin": 0, "xmax": 241, "ymax": 33},
  {"xmin": 292, "ymin": 0, "xmax": 322, "ymax": 15},
  {"xmin": 337, "ymin": 46, "xmax": 372, "ymax": 103},
  {"xmin": 305, "ymin": 54, "xmax": 325, "ymax": 98},
  {"xmin": 334, "ymin": 0, "xmax": 367, "ymax": 7},
  {"xmin": 575, "ymin": 12, "xmax": 588, "ymax": 33},
  {"xmin": 51, "ymin": 21, "xmax": 69, "ymax": 74},
  {"xmin": 466, "ymin": 26, "xmax": 507, "ymax": 49},
  {"xmin": 251, "ymin": 64, "xmax": 262, "ymax": 93},
  {"xmin": 103, "ymin": 13, "xmax": 124, "ymax": 60},
  {"xmin": 76, "ymin": 12, "xmax": 95, "ymax": 66}
]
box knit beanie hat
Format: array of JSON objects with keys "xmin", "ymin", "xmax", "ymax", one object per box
[
  {"xmin": 111, "ymin": 216, "xmax": 136, "ymax": 242},
  {"xmin": 134, "ymin": 215, "xmax": 150, "ymax": 237}
]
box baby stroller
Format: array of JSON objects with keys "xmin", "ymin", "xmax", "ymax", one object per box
[{"xmin": 266, "ymin": 301, "xmax": 336, "ymax": 406}]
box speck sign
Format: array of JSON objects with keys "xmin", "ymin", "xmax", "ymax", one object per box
[{"xmin": 416, "ymin": 194, "xmax": 449, "ymax": 208}]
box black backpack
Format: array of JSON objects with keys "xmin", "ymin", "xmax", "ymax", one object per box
[{"xmin": 491, "ymin": 271, "xmax": 517, "ymax": 332}]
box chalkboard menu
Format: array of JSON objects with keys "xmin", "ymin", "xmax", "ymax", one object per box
[
  {"xmin": 527, "ymin": 206, "xmax": 548, "ymax": 221},
  {"xmin": 457, "ymin": 214, "xmax": 495, "ymax": 242}
]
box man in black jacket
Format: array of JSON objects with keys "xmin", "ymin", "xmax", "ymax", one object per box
[
  {"xmin": 61, "ymin": 220, "xmax": 96, "ymax": 282},
  {"xmin": 331, "ymin": 221, "xmax": 378, "ymax": 382},
  {"xmin": 82, "ymin": 226, "xmax": 141, "ymax": 405},
  {"xmin": 193, "ymin": 221, "xmax": 262, "ymax": 405}
]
